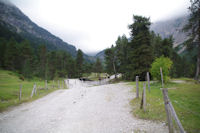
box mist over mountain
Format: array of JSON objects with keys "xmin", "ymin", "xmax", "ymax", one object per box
[
  {"xmin": 0, "ymin": 0, "xmax": 94, "ymax": 61},
  {"xmin": 151, "ymin": 15, "xmax": 188, "ymax": 47},
  {"xmin": 95, "ymin": 15, "xmax": 189, "ymax": 61},
  {"xmin": 95, "ymin": 50, "xmax": 105, "ymax": 61}
]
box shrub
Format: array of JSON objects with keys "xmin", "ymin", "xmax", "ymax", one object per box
[{"xmin": 150, "ymin": 56, "xmax": 173, "ymax": 82}]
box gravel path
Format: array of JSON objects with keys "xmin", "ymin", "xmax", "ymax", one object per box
[{"xmin": 0, "ymin": 79, "xmax": 168, "ymax": 133}]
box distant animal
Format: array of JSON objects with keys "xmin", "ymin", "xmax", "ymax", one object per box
[{"xmin": 19, "ymin": 76, "xmax": 24, "ymax": 81}]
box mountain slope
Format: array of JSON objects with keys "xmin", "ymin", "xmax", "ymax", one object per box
[
  {"xmin": 95, "ymin": 50, "xmax": 105, "ymax": 61},
  {"xmin": 0, "ymin": 1, "xmax": 77, "ymax": 56},
  {"xmin": 151, "ymin": 15, "xmax": 188, "ymax": 46}
]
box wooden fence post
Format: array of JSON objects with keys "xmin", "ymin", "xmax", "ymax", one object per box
[
  {"xmin": 143, "ymin": 83, "xmax": 146, "ymax": 112},
  {"xmin": 161, "ymin": 88, "xmax": 174, "ymax": 133},
  {"xmin": 57, "ymin": 80, "xmax": 59, "ymax": 89},
  {"xmin": 160, "ymin": 67, "xmax": 164, "ymax": 88},
  {"xmin": 63, "ymin": 80, "xmax": 65, "ymax": 89},
  {"xmin": 164, "ymin": 89, "xmax": 185, "ymax": 133},
  {"xmin": 147, "ymin": 72, "xmax": 150, "ymax": 92},
  {"xmin": 19, "ymin": 84, "xmax": 22, "ymax": 101},
  {"xmin": 64, "ymin": 80, "xmax": 67, "ymax": 89},
  {"xmin": 136, "ymin": 76, "xmax": 139, "ymax": 98},
  {"xmin": 34, "ymin": 83, "xmax": 37, "ymax": 96},
  {"xmin": 31, "ymin": 84, "xmax": 36, "ymax": 98},
  {"xmin": 53, "ymin": 80, "xmax": 55, "ymax": 89},
  {"xmin": 45, "ymin": 80, "xmax": 48, "ymax": 89}
]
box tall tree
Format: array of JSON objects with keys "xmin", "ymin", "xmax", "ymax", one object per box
[
  {"xmin": 115, "ymin": 35, "xmax": 129, "ymax": 79},
  {"xmin": 38, "ymin": 45, "xmax": 47, "ymax": 79},
  {"xmin": 47, "ymin": 51, "xmax": 57, "ymax": 79},
  {"xmin": 183, "ymin": 0, "xmax": 200, "ymax": 80},
  {"xmin": 19, "ymin": 40, "xmax": 34, "ymax": 78},
  {"xmin": 0, "ymin": 37, "xmax": 6, "ymax": 68},
  {"xmin": 128, "ymin": 15, "xmax": 154, "ymax": 80},
  {"xmin": 105, "ymin": 45, "xmax": 118, "ymax": 78},
  {"xmin": 4, "ymin": 38, "xmax": 19, "ymax": 70},
  {"xmin": 76, "ymin": 49, "xmax": 83, "ymax": 77},
  {"xmin": 94, "ymin": 58, "xmax": 103, "ymax": 74}
]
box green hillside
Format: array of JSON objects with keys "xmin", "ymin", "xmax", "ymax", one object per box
[{"xmin": 0, "ymin": 70, "xmax": 63, "ymax": 111}]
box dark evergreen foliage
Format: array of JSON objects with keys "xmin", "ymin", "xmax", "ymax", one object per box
[
  {"xmin": 104, "ymin": 15, "xmax": 196, "ymax": 80},
  {"xmin": 0, "ymin": 29, "xmax": 87, "ymax": 79}
]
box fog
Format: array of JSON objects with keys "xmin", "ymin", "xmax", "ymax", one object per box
[{"xmin": 9, "ymin": 0, "xmax": 190, "ymax": 54}]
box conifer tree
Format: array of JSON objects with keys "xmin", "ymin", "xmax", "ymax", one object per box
[
  {"xmin": 128, "ymin": 15, "xmax": 153, "ymax": 80},
  {"xmin": 76, "ymin": 49, "xmax": 83, "ymax": 77},
  {"xmin": 183, "ymin": 0, "xmax": 200, "ymax": 80}
]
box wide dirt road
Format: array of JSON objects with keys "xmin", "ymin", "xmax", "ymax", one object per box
[{"xmin": 0, "ymin": 79, "xmax": 168, "ymax": 133}]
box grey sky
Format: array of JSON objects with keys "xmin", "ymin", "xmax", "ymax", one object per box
[{"xmin": 10, "ymin": 0, "xmax": 190, "ymax": 55}]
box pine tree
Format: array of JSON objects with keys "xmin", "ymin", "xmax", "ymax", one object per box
[
  {"xmin": 128, "ymin": 15, "xmax": 154, "ymax": 80},
  {"xmin": 94, "ymin": 58, "xmax": 103, "ymax": 74},
  {"xmin": 76, "ymin": 49, "xmax": 83, "ymax": 77},
  {"xmin": 183, "ymin": 0, "xmax": 200, "ymax": 80},
  {"xmin": 115, "ymin": 35, "xmax": 129, "ymax": 78},
  {"xmin": 19, "ymin": 40, "xmax": 34, "ymax": 78},
  {"xmin": 0, "ymin": 37, "xmax": 7, "ymax": 68},
  {"xmin": 38, "ymin": 45, "xmax": 47, "ymax": 79},
  {"xmin": 4, "ymin": 38, "xmax": 19, "ymax": 70},
  {"xmin": 47, "ymin": 51, "xmax": 57, "ymax": 79}
]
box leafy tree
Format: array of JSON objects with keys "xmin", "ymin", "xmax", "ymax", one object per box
[
  {"xmin": 76, "ymin": 49, "xmax": 83, "ymax": 77},
  {"xmin": 150, "ymin": 56, "xmax": 173, "ymax": 82},
  {"xmin": 183, "ymin": 0, "xmax": 200, "ymax": 80},
  {"xmin": 104, "ymin": 45, "xmax": 117, "ymax": 78},
  {"xmin": 128, "ymin": 15, "xmax": 154, "ymax": 80}
]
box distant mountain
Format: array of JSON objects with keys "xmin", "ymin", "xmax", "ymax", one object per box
[
  {"xmin": 95, "ymin": 50, "xmax": 105, "ymax": 61},
  {"xmin": 0, "ymin": 0, "xmax": 85, "ymax": 58},
  {"xmin": 95, "ymin": 16, "xmax": 189, "ymax": 61},
  {"xmin": 151, "ymin": 15, "xmax": 189, "ymax": 47}
]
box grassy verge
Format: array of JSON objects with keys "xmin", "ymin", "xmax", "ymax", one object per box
[
  {"xmin": 129, "ymin": 79, "xmax": 200, "ymax": 133},
  {"xmin": 83, "ymin": 73, "xmax": 108, "ymax": 81},
  {"xmin": 0, "ymin": 70, "xmax": 66, "ymax": 112}
]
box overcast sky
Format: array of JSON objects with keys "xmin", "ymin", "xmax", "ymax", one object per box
[{"xmin": 10, "ymin": 0, "xmax": 190, "ymax": 55}]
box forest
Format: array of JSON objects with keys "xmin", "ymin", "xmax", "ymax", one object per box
[
  {"xmin": 104, "ymin": 13, "xmax": 198, "ymax": 81},
  {"xmin": 0, "ymin": 33, "xmax": 95, "ymax": 80},
  {"xmin": 0, "ymin": 0, "xmax": 199, "ymax": 82}
]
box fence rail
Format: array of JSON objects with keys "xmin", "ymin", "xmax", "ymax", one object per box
[{"xmin": 135, "ymin": 69, "xmax": 185, "ymax": 133}]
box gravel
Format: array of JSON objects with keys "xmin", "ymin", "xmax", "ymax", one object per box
[{"xmin": 0, "ymin": 79, "xmax": 168, "ymax": 133}]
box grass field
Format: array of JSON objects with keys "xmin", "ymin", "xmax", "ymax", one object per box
[
  {"xmin": 0, "ymin": 70, "xmax": 66, "ymax": 112},
  {"xmin": 129, "ymin": 79, "xmax": 200, "ymax": 133},
  {"xmin": 82, "ymin": 73, "xmax": 108, "ymax": 80}
]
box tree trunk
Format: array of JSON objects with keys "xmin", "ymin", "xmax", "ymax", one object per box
[
  {"xmin": 196, "ymin": 8, "xmax": 200, "ymax": 81},
  {"xmin": 112, "ymin": 60, "xmax": 117, "ymax": 79},
  {"xmin": 195, "ymin": 56, "xmax": 200, "ymax": 80}
]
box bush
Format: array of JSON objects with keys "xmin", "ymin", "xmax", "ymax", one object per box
[{"xmin": 150, "ymin": 56, "xmax": 173, "ymax": 82}]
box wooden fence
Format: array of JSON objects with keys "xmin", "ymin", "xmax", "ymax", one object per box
[
  {"xmin": 137, "ymin": 69, "xmax": 185, "ymax": 133},
  {"xmin": 19, "ymin": 80, "xmax": 67, "ymax": 101}
]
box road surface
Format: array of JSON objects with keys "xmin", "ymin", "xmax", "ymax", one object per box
[{"xmin": 0, "ymin": 79, "xmax": 168, "ymax": 133}]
